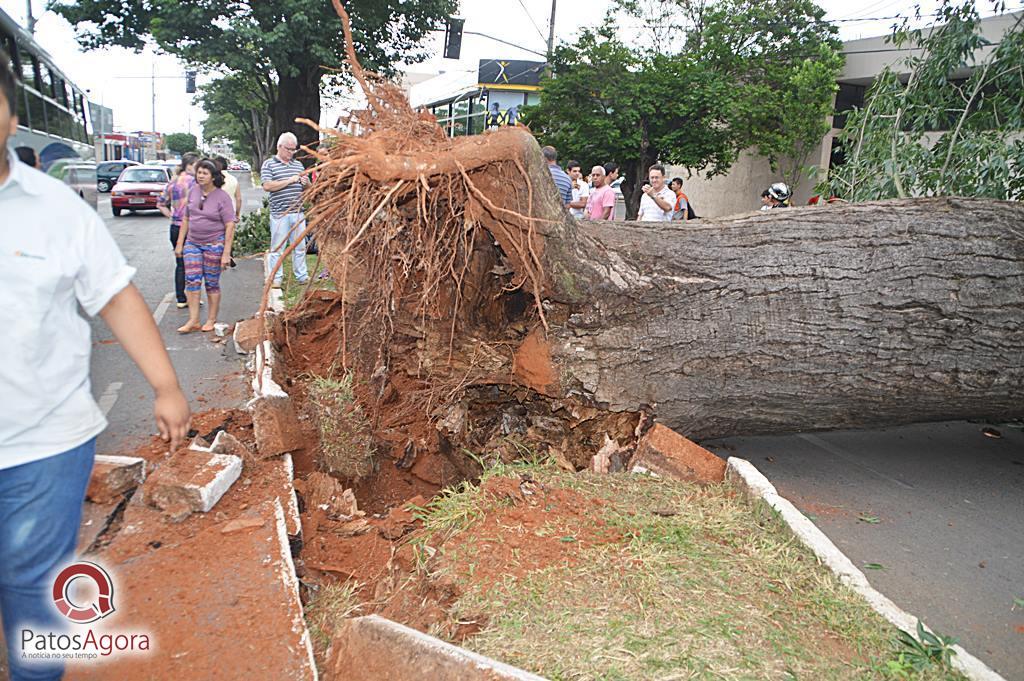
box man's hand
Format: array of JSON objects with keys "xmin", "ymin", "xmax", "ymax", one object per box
[{"xmin": 154, "ymin": 387, "xmax": 190, "ymax": 452}]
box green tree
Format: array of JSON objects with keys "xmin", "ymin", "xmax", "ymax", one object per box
[
  {"xmin": 523, "ymin": 0, "xmax": 842, "ymax": 217},
  {"xmin": 52, "ymin": 0, "xmax": 455, "ymax": 149},
  {"xmin": 828, "ymin": 1, "xmax": 1024, "ymax": 201},
  {"xmin": 164, "ymin": 132, "xmax": 198, "ymax": 155},
  {"xmin": 199, "ymin": 73, "xmax": 274, "ymax": 167}
]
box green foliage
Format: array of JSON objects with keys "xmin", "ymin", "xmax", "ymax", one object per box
[
  {"xmin": 53, "ymin": 0, "xmax": 455, "ymax": 148},
  {"xmin": 199, "ymin": 73, "xmax": 273, "ymax": 168},
  {"xmin": 828, "ymin": 2, "xmax": 1024, "ymax": 201},
  {"xmin": 894, "ymin": 621, "xmax": 959, "ymax": 672},
  {"xmin": 164, "ymin": 132, "xmax": 197, "ymax": 155},
  {"xmin": 523, "ymin": 0, "xmax": 842, "ymax": 217},
  {"xmin": 233, "ymin": 205, "xmax": 271, "ymax": 256}
]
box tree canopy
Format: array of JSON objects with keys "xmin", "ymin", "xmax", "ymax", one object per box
[
  {"xmin": 828, "ymin": 1, "xmax": 1024, "ymax": 201},
  {"xmin": 522, "ymin": 0, "xmax": 842, "ymax": 217},
  {"xmin": 198, "ymin": 73, "xmax": 274, "ymax": 167},
  {"xmin": 164, "ymin": 132, "xmax": 198, "ymax": 155},
  {"xmin": 53, "ymin": 0, "xmax": 455, "ymax": 149}
]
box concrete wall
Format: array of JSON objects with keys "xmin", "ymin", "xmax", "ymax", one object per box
[{"xmin": 666, "ymin": 136, "xmax": 831, "ymax": 218}]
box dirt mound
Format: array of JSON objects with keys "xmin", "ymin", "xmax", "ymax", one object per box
[{"xmin": 442, "ymin": 476, "xmax": 621, "ymax": 591}]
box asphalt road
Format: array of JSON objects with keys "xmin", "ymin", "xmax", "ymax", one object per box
[
  {"xmin": 704, "ymin": 421, "xmax": 1024, "ymax": 679},
  {"xmin": 88, "ymin": 171, "xmax": 267, "ymax": 455}
]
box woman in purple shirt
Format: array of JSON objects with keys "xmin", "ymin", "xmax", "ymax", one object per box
[{"xmin": 173, "ymin": 159, "xmax": 236, "ymax": 333}]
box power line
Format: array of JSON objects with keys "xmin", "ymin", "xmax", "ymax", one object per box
[{"xmin": 515, "ymin": 0, "xmax": 548, "ymax": 44}]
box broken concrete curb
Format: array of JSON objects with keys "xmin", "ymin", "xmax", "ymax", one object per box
[
  {"xmin": 251, "ymin": 340, "xmax": 288, "ymax": 399},
  {"xmin": 250, "ymin": 395, "xmax": 304, "ymax": 458},
  {"xmin": 145, "ymin": 450, "xmax": 243, "ymax": 515},
  {"xmin": 725, "ymin": 457, "xmax": 1006, "ymax": 681},
  {"xmin": 325, "ymin": 615, "xmax": 546, "ymax": 681},
  {"xmin": 87, "ymin": 454, "xmax": 147, "ymax": 503},
  {"xmin": 630, "ymin": 423, "xmax": 726, "ymax": 483}
]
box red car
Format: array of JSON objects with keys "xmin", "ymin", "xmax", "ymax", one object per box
[{"xmin": 110, "ymin": 165, "xmax": 171, "ymax": 217}]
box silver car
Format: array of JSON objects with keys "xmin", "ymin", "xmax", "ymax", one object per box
[{"xmin": 48, "ymin": 159, "xmax": 99, "ymax": 210}]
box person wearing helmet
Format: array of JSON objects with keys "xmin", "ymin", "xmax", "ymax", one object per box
[{"xmin": 765, "ymin": 182, "xmax": 792, "ymax": 209}]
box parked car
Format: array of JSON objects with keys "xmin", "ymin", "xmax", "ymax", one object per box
[
  {"xmin": 110, "ymin": 165, "xmax": 171, "ymax": 217},
  {"xmin": 158, "ymin": 159, "xmax": 180, "ymax": 177},
  {"xmin": 96, "ymin": 159, "xmax": 140, "ymax": 193},
  {"xmin": 48, "ymin": 159, "xmax": 98, "ymax": 210}
]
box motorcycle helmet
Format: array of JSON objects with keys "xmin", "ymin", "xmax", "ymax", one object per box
[{"xmin": 767, "ymin": 182, "xmax": 792, "ymax": 202}]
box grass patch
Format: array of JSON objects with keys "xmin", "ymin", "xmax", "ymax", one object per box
[
  {"xmin": 304, "ymin": 582, "xmax": 362, "ymax": 673},
  {"xmin": 417, "ymin": 467, "xmax": 964, "ymax": 681},
  {"xmin": 306, "ymin": 372, "xmax": 374, "ymax": 479},
  {"xmin": 281, "ymin": 254, "xmax": 335, "ymax": 308}
]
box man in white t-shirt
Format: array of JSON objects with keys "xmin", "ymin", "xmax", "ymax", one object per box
[
  {"xmin": 566, "ymin": 159, "xmax": 590, "ymax": 219},
  {"xmin": 637, "ymin": 164, "xmax": 675, "ymax": 222},
  {"xmin": 0, "ymin": 56, "xmax": 190, "ymax": 681}
]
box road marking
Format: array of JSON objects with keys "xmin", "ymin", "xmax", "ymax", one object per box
[
  {"xmin": 98, "ymin": 381, "xmax": 123, "ymax": 417},
  {"xmin": 797, "ymin": 433, "xmax": 915, "ymax": 489},
  {"xmin": 153, "ymin": 292, "xmax": 175, "ymax": 325}
]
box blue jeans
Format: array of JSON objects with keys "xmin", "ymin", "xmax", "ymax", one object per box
[
  {"xmin": 0, "ymin": 439, "xmax": 95, "ymax": 681},
  {"xmin": 268, "ymin": 212, "xmax": 308, "ymax": 284}
]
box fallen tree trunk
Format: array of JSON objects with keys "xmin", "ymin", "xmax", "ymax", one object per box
[
  {"xmin": 297, "ymin": 20, "xmax": 1024, "ymax": 454},
  {"xmin": 454, "ymin": 132, "xmax": 1024, "ymax": 439}
]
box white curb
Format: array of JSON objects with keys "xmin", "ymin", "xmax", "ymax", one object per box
[
  {"xmin": 271, "ymin": 497, "xmax": 318, "ymax": 680},
  {"xmin": 263, "ymin": 252, "xmax": 286, "ymax": 314},
  {"xmin": 329, "ymin": 615, "xmax": 546, "ymax": 680},
  {"xmin": 726, "ymin": 457, "xmax": 1006, "ymax": 681},
  {"xmin": 251, "ymin": 340, "xmax": 288, "ymax": 400}
]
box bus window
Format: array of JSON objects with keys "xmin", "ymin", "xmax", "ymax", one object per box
[{"xmin": 14, "ymin": 81, "xmax": 29, "ymax": 125}]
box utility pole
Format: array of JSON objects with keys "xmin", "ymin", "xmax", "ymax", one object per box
[
  {"xmin": 150, "ymin": 59, "xmax": 156, "ymax": 133},
  {"xmin": 25, "ymin": 0, "xmax": 36, "ymax": 33},
  {"xmin": 546, "ymin": 0, "xmax": 556, "ymax": 59}
]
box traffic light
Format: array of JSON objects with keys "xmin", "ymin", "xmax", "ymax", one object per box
[
  {"xmin": 443, "ymin": 18, "xmax": 464, "ymax": 60},
  {"xmin": 185, "ymin": 71, "xmax": 196, "ymax": 94}
]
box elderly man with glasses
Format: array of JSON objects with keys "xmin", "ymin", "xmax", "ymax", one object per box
[{"xmin": 260, "ymin": 131, "xmax": 310, "ymax": 287}]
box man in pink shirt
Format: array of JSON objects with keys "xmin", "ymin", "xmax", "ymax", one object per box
[{"xmin": 585, "ymin": 165, "xmax": 616, "ymax": 220}]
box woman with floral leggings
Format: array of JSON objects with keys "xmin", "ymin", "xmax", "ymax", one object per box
[{"xmin": 174, "ymin": 159, "xmax": 236, "ymax": 333}]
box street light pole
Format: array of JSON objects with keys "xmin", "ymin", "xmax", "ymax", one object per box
[{"xmin": 25, "ymin": 0, "xmax": 35, "ymax": 33}]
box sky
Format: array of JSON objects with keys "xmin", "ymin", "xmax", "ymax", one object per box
[{"xmin": 0, "ymin": 0, "xmax": 1017, "ymax": 145}]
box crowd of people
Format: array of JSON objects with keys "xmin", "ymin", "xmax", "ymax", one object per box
[{"xmin": 544, "ymin": 144, "xmax": 798, "ymax": 221}]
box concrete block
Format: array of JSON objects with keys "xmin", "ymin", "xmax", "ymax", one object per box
[
  {"xmin": 630, "ymin": 423, "xmax": 726, "ymax": 484},
  {"xmin": 234, "ymin": 317, "xmax": 265, "ymax": 354},
  {"xmin": 145, "ymin": 450, "xmax": 243, "ymax": 516},
  {"xmin": 325, "ymin": 615, "xmax": 545, "ymax": 681},
  {"xmin": 250, "ymin": 395, "xmax": 303, "ymax": 458},
  {"xmin": 86, "ymin": 455, "xmax": 147, "ymax": 503}
]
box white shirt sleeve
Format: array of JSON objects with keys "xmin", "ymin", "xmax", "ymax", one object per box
[{"xmin": 74, "ymin": 210, "xmax": 137, "ymax": 316}]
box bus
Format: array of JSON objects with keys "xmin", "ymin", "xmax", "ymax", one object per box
[{"xmin": 1, "ymin": 7, "xmax": 93, "ymax": 166}]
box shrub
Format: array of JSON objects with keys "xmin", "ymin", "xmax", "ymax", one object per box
[{"xmin": 234, "ymin": 205, "xmax": 271, "ymax": 256}]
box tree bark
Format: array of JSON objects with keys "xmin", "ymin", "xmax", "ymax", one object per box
[
  {"xmin": 458, "ymin": 130, "xmax": 1024, "ymax": 440},
  {"xmin": 274, "ymin": 69, "xmax": 322, "ymax": 156}
]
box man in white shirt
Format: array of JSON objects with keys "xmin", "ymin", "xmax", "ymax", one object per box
[
  {"xmin": 637, "ymin": 164, "xmax": 676, "ymax": 222},
  {"xmin": 0, "ymin": 56, "xmax": 189, "ymax": 681},
  {"xmin": 566, "ymin": 159, "xmax": 590, "ymax": 219}
]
